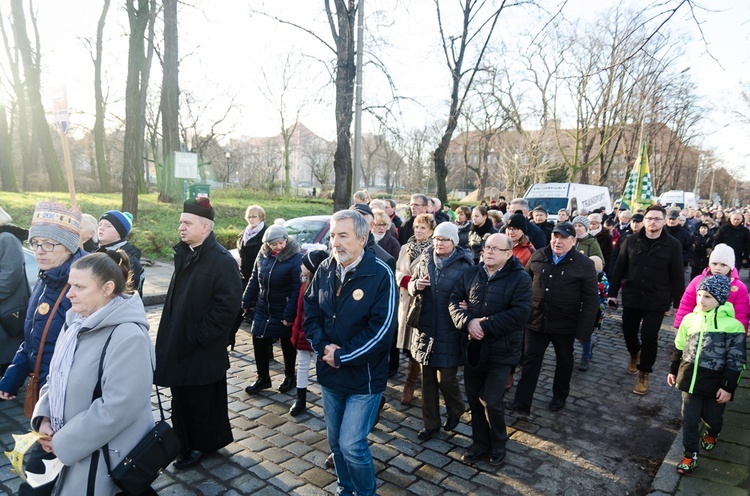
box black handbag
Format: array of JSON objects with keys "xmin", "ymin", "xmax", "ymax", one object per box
[
  {"xmin": 0, "ymin": 306, "xmax": 26, "ymax": 338},
  {"xmin": 405, "ymin": 294, "xmax": 423, "ymax": 328},
  {"xmin": 89, "ymin": 329, "xmax": 181, "ymax": 496}
]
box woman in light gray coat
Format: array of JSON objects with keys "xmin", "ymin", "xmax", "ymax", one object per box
[{"xmin": 28, "ymin": 251, "xmax": 155, "ymax": 496}]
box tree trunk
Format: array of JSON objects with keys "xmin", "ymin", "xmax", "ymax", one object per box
[
  {"xmin": 160, "ymin": 0, "xmax": 180, "ymax": 202},
  {"xmin": 93, "ymin": 0, "xmax": 111, "ymax": 192},
  {"xmin": 10, "ymin": 0, "xmax": 65, "ymax": 190},
  {"xmin": 0, "ymin": 98, "xmax": 17, "ymax": 191},
  {"xmin": 330, "ymin": 0, "xmax": 356, "ymax": 212},
  {"xmin": 123, "ymin": 0, "xmax": 151, "ymax": 218}
]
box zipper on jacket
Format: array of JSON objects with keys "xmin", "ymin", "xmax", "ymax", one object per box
[{"xmin": 688, "ymin": 310, "xmax": 710, "ymax": 393}]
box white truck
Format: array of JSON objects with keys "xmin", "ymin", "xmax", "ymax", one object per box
[
  {"xmin": 657, "ymin": 190, "xmax": 698, "ymax": 210},
  {"xmin": 523, "ymin": 183, "xmax": 612, "ymax": 222}
]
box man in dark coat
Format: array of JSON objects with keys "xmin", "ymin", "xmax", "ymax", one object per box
[
  {"xmin": 154, "ymin": 198, "xmax": 243, "ymax": 469},
  {"xmin": 501, "ymin": 198, "xmax": 547, "ymax": 250},
  {"xmin": 608, "ymin": 205, "xmax": 685, "ymax": 396},
  {"xmin": 304, "ymin": 210, "xmax": 397, "ymax": 496},
  {"xmin": 449, "ymin": 233, "xmax": 533, "ymax": 467},
  {"xmin": 507, "ymin": 223, "xmax": 599, "ymax": 415},
  {"xmin": 399, "ymin": 194, "xmax": 430, "ymax": 245},
  {"xmin": 666, "ymin": 209, "xmax": 694, "ymax": 268},
  {"xmin": 531, "ymin": 206, "xmax": 554, "ymax": 246},
  {"xmin": 713, "ymin": 212, "xmax": 750, "ymax": 272}
]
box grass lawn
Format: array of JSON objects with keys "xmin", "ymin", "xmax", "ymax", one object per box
[{"xmin": 1, "ymin": 190, "xmax": 333, "ymax": 260}]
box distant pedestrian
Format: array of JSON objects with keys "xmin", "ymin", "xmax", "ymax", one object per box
[
  {"xmin": 467, "ymin": 206, "xmax": 497, "ymax": 264},
  {"xmin": 669, "ymin": 275, "xmax": 745, "ymax": 475},
  {"xmin": 712, "ymin": 212, "xmax": 750, "ymax": 273}
]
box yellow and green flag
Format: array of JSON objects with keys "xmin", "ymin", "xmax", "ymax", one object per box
[{"xmin": 621, "ymin": 137, "xmax": 654, "ymax": 211}]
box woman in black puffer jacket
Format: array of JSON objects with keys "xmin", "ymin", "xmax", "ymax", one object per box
[
  {"xmin": 408, "ymin": 222, "xmax": 474, "ymax": 440},
  {"xmin": 242, "ymin": 225, "xmax": 302, "ymax": 395}
]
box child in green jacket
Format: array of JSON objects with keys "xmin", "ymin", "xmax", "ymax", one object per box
[{"xmin": 668, "ymin": 275, "xmax": 746, "ymax": 475}]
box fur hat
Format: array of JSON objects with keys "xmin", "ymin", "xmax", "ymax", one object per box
[
  {"xmin": 698, "ymin": 274, "xmax": 731, "ymax": 306},
  {"xmin": 28, "ymin": 199, "xmax": 82, "ymax": 254},
  {"xmin": 183, "ymin": 197, "xmax": 215, "ymax": 220},
  {"xmin": 506, "ymin": 212, "xmax": 528, "ymax": 232},
  {"xmin": 433, "ymin": 221, "xmax": 459, "ymax": 245},
  {"xmin": 99, "ymin": 210, "xmax": 133, "ymax": 239},
  {"xmin": 572, "ymin": 215, "xmax": 590, "ymax": 231},
  {"xmin": 263, "ymin": 224, "xmax": 289, "ymax": 244},
  {"xmin": 709, "ymin": 243, "xmax": 735, "ymax": 269},
  {"xmin": 303, "ymin": 249, "xmax": 329, "ymax": 274},
  {"xmin": 589, "ymin": 255, "xmax": 603, "ymax": 273}
]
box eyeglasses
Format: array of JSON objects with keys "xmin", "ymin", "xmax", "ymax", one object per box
[
  {"xmin": 643, "ymin": 217, "xmax": 664, "ymax": 222},
  {"xmin": 433, "ymin": 237, "xmax": 453, "ymax": 243},
  {"xmin": 28, "ymin": 241, "xmax": 62, "ymax": 252},
  {"xmin": 505, "ymin": 227, "xmax": 519, "ymax": 232},
  {"xmin": 484, "ymin": 246, "xmax": 510, "ymax": 253},
  {"xmin": 374, "ymin": 223, "xmax": 388, "ymax": 228}
]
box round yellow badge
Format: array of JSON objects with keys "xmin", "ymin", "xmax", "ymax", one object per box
[
  {"xmin": 731, "ymin": 286, "xmax": 738, "ymax": 292},
  {"xmin": 38, "ymin": 302, "xmax": 50, "ymax": 316},
  {"xmin": 353, "ymin": 289, "xmax": 364, "ymax": 301}
]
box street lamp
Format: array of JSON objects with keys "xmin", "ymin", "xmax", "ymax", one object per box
[{"xmin": 225, "ymin": 151, "xmax": 230, "ymax": 186}]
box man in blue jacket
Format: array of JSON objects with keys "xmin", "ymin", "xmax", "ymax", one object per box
[{"xmin": 304, "ymin": 210, "xmax": 397, "ymax": 496}]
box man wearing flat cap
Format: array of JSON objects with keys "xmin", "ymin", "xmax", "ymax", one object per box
[{"xmin": 154, "ymin": 198, "xmax": 243, "ymax": 470}]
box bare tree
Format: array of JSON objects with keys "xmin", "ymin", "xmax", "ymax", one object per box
[
  {"xmin": 0, "ymin": 90, "xmax": 16, "ymax": 191},
  {"xmin": 10, "ymin": 0, "xmax": 65, "ymax": 190},
  {"xmin": 86, "ymin": 0, "xmax": 111, "ymax": 192},
  {"xmin": 159, "ymin": 0, "xmax": 180, "ymax": 202},
  {"xmin": 302, "ymin": 139, "xmax": 336, "ymax": 192}
]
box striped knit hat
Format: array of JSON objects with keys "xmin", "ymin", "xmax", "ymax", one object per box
[
  {"xmin": 99, "ymin": 210, "xmax": 133, "ymax": 239},
  {"xmin": 29, "ymin": 199, "xmax": 82, "ymax": 254}
]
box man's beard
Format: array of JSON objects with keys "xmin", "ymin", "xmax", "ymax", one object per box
[{"xmin": 333, "ymin": 250, "xmax": 352, "ymax": 265}]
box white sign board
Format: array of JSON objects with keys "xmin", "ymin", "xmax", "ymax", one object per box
[{"xmin": 175, "ymin": 151, "xmax": 199, "ymax": 179}]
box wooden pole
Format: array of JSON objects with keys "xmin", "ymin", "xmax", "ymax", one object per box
[{"xmin": 58, "ymin": 128, "xmax": 76, "ymax": 208}]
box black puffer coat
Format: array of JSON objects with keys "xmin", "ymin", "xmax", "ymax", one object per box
[
  {"xmin": 449, "ymin": 256, "xmax": 533, "ymax": 367},
  {"xmin": 525, "ymin": 247, "xmax": 599, "ymax": 340},
  {"xmin": 408, "ymin": 246, "xmax": 474, "ymax": 368},
  {"xmin": 243, "ymin": 238, "xmax": 303, "ymax": 339}
]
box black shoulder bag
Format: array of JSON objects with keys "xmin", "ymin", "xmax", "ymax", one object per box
[{"xmin": 87, "ymin": 329, "xmax": 181, "ymax": 496}]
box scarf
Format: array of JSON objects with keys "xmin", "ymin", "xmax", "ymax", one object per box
[
  {"xmin": 456, "ymin": 220, "xmax": 472, "ymax": 232},
  {"xmin": 590, "ymin": 226, "xmax": 602, "ymax": 236},
  {"xmin": 407, "ymin": 235, "xmax": 432, "ymax": 263},
  {"xmin": 433, "ymin": 248, "xmax": 457, "ymax": 272},
  {"xmin": 242, "ymin": 221, "xmax": 265, "ymax": 244},
  {"xmin": 470, "ymin": 218, "xmax": 494, "ymax": 237},
  {"xmin": 576, "ymin": 231, "xmax": 588, "ymax": 240},
  {"xmin": 47, "ymin": 297, "xmax": 123, "ymax": 433}
]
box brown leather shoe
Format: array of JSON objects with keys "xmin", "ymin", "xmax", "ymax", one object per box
[
  {"xmin": 633, "ymin": 371, "xmax": 649, "ymax": 395},
  {"xmin": 627, "ymin": 352, "xmax": 640, "ymax": 374}
]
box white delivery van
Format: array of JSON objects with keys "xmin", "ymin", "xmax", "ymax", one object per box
[
  {"xmin": 658, "ymin": 190, "xmax": 698, "ymax": 210},
  {"xmin": 523, "ymin": 183, "xmax": 612, "ymax": 222}
]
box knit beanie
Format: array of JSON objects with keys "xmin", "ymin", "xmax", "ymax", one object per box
[
  {"xmin": 28, "ymin": 199, "xmax": 82, "ymax": 254},
  {"xmin": 263, "ymin": 224, "xmax": 289, "ymax": 244},
  {"xmin": 433, "ymin": 221, "xmax": 459, "ymax": 245},
  {"xmin": 303, "ymin": 249, "xmax": 329, "ymax": 274},
  {"xmin": 183, "ymin": 197, "xmax": 215, "ymax": 220},
  {"xmin": 506, "ymin": 212, "xmax": 528, "ymax": 232},
  {"xmin": 697, "ymin": 275, "xmax": 731, "ymax": 306},
  {"xmin": 709, "ymin": 243, "xmax": 735, "ymax": 269},
  {"xmin": 572, "ymin": 215, "xmax": 590, "ymax": 231},
  {"xmin": 99, "ymin": 210, "xmax": 133, "ymax": 239}
]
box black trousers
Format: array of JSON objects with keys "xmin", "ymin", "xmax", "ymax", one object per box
[
  {"xmin": 514, "ymin": 331, "xmax": 575, "ymax": 407},
  {"xmin": 621, "ymin": 307, "xmax": 665, "ymax": 373},
  {"xmin": 252, "ymin": 335, "xmax": 296, "ymax": 378},
  {"xmin": 464, "ymin": 365, "xmax": 511, "ymax": 455},
  {"xmin": 171, "ymin": 380, "xmax": 233, "ymax": 454},
  {"xmin": 681, "ymin": 391, "xmax": 726, "ymax": 453}
]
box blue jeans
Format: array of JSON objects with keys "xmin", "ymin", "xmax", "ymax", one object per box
[
  {"xmin": 322, "ymin": 386, "xmax": 381, "ymax": 496},
  {"xmin": 579, "ymin": 337, "xmax": 595, "ymax": 361}
]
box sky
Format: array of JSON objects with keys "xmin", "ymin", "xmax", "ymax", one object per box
[{"xmin": 5, "ymin": 0, "xmax": 750, "ymax": 181}]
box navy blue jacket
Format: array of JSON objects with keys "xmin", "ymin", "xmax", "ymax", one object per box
[
  {"xmin": 243, "ymin": 238, "xmax": 302, "ymax": 340},
  {"xmin": 304, "ymin": 247, "xmax": 397, "ymax": 395},
  {"xmin": 0, "ymin": 249, "xmax": 85, "ymax": 395},
  {"xmin": 409, "ymin": 246, "xmax": 474, "ymax": 368}
]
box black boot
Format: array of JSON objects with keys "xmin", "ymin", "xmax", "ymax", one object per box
[
  {"xmin": 289, "ymin": 388, "xmax": 307, "ymax": 416},
  {"xmin": 245, "ymin": 376, "xmax": 271, "ymax": 394},
  {"xmin": 279, "ymin": 375, "xmax": 296, "ymax": 393}
]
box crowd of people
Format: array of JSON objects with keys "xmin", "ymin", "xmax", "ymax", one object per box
[{"xmin": 0, "ymin": 192, "xmax": 749, "ymax": 494}]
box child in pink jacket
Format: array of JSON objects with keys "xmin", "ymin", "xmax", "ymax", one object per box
[{"xmin": 675, "ymin": 244, "xmax": 750, "ymax": 333}]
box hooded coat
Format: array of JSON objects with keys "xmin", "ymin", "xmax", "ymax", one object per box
[
  {"xmin": 0, "ymin": 249, "xmax": 85, "ymax": 395},
  {"xmin": 0, "ymin": 230, "xmax": 30, "ymax": 364},
  {"xmin": 408, "ymin": 246, "xmax": 474, "ymax": 368},
  {"xmin": 243, "ymin": 237, "xmax": 303, "ymax": 339},
  {"xmin": 31, "ymin": 294, "xmax": 154, "ymax": 496}
]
